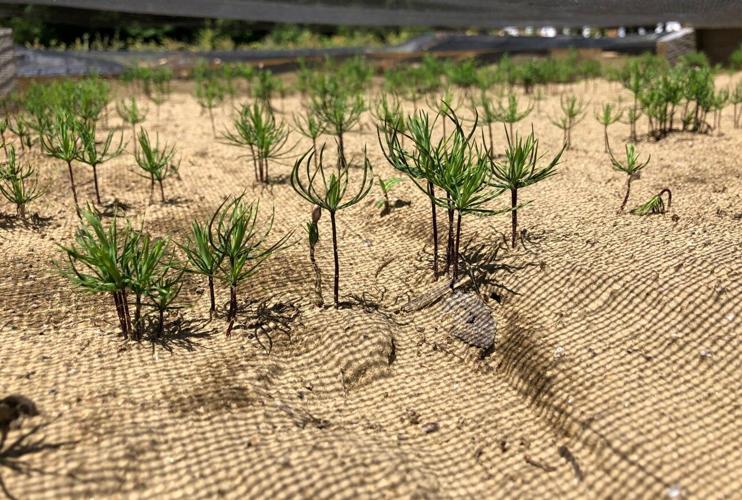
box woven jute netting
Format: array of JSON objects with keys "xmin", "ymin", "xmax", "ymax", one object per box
[{"xmin": 0, "ymin": 76, "xmax": 740, "ymax": 498}]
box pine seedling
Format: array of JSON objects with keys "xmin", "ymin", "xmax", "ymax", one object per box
[
  {"xmin": 75, "ymin": 121, "xmax": 125, "ymax": 204},
  {"xmin": 57, "ymin": 207, "xmax": 134, "ymax": 339},
  {"xmin": 378, "ymin": 109, "xmax": 442, "ymax": 277},
  {"xmin": 311, "ymin": 84, "xmax": 364, "ymax": 168},
  {"xmin": 375, "ymin": 176, "xmax": 402, "ymax": 215},
  {"xmin": 145, "ymin": 255, "xmax": 183, "ymax": 337},
  {"xmin": 494, "ymin": 93, "xmax": 533, "ymax": 141},
  {"xmin": 75, "ymin": 75, "xmax": 110, "ymax": 127},
  {"xmin": 305, "ymin": 205, "xmax": 323, "ymax": 307},
  {"xmin": 252, "ymin": 70, "xmax": 281, "ymax": 110},
  {"xmin": 8, "ymin": 115, "xmax": 33, "ymax": 152},
  {"xmin": 407, "ymin": 105, "xmax": 505, "ymax": 287},
  {"xmin": 134, "ymin": 128, "xmax": 179, "ymax": 203},
  {"xmin": 40, "ymin": 109, "xmax": 82, "ymax": 216},
  {"xmin": 594, "ymin": 103, "xmax": 624, "ymax": 152},
  {"xmin": 732, "ymin": 82, "xmax": 742, "ymax": 129},
  {"xmin": 621, "ymin": 105, "xmax": 643, "ymax": 143},
  {"xmin": 195, "ymin": 78, "xmax": 225, "ymax": 137},
  {"xmin": 710, "ymin": 89, "xmax": 729, "ymax": 134},
  {"xmin": 489, "ymin": 127, "xmax": 564, "ymax": 248},
  {"xmin": 0, "ymin": 145, "xmax": 43, "ymax": 220},
  {"xmin": 208, "ymin": 195, "xmax": 292, "ymax": 336},
  {"xmin": 426, "ymin": 87, "xmax": 458, "ymax": 137},
  {"xmin": 609, "ymin": 143, "xmax": 651, "ymax": 212},
  {"xmin": 125, "ymin": 231, "xmax": 169, "ymax": 341},
  {"xmin": 293, "ymin": 107, "xmax": 327, "ymax": 167},
  {"xmin": 222, "ymin": 102, "xmax": 291, "ymax": 184},
  {"xmin": 469, "ymin": 91, "xmax": 498, "ymax": 153},
  {"xmin": 631, "ymin": 188, "xmax": 672, "ymax": 216},
  {"xmin": 372, "ymin": 93, "xmax": 406, "ymax": 137},
  {"xmin": 292, "ymin": 145, "xmax": 373, "ymax": 307},
  {"xmin": 0, "ymin": 117, "xmax": 7, "ymax": 154},
  {"xmin": 144, "ymin": 68, "xmax": 173, "ymax": 122},
  {"xmin": 179, "ymin": 220, "xmax": 224, "ymax": 317},
  {"xmin": 550, "ymin": 94, "xmax": 587, "ymax": 149},
  {"xmin": 116, "ymin": 97, "xmax": 147, "ymax": 154}
]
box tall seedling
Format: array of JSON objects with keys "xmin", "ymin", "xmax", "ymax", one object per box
[
  {"xmin": 292, "ymin": 145, "xmax": 373, "ymax": 307},
  {"xmin": 379, "ymin": 109, "xmax": 442, "ymax": 277},
  {"xmin": 489, "ymin": 127, "xmax": 564, "ymax": 248},
  {"xmin": 399, "ymin": 105, "xmax": 505, "ymax": 287}
]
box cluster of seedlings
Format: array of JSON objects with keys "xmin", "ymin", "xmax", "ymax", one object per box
[{"xmin": 1, "ymin": 50, "xmax": 735, "ymax": 342}]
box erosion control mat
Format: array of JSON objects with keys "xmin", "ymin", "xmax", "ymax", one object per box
[{"xmin": 0, "ymin": 77, "xmax": 740, "ymax": 499}]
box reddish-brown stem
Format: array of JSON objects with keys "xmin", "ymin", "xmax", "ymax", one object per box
[
  {"xmin": 208, "ymin": 275, "xmax": 216, "ymax": 316},
  {"xmin": 330, "ymin": 210, "xmax": 340, "ymax": 308},
  {"xmin": 450, "ymin": 211, "xmax": 462, "ymax": 289},
  {"xmin": 428, "ymin": 181, "xmax": 439, "ymax": 278},
  {"xmin": 511, "ymin": 188, "xmax": 518, "ymax": 248}
]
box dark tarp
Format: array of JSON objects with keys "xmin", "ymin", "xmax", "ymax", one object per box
[{"xmin": 3, "ymin": 0, "xmax": 742, "ymax": 28}]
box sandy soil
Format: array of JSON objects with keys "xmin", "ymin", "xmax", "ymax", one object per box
[{"xmin": 0, "ymin": 75, "xmax": 740, "ymax": 499}]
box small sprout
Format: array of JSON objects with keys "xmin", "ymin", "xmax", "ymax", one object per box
[
  {"xmin": 252, "ymin": 70, "xmax": 282, "ymax": 110},
  {"xmin": 0, "ymin": 145, "xmax": 44, "ymax": 220},
  {"xmin": 469, "ymin": 91, "xmax": 498, "ymax": 153},
  {"xmin": 40, "ymin": 109, "xmax": 83, "ymax": 216},
  {"xmin": 134, "ymin": 128, "xmax": 179, "ymax": 203},
  {"xmin": 609, "ymin": 143, "xmax": 651, "ymax": 212},
  {"xmin": 375, "ymin": 176, "xmax": 402, "ymax": 215},
  {"xmin": 732, "ymin": 81, "xmax": 742, "ymax": 129},
  {"xmin": 621, "ymin": 106, "xmax": 643, "ymax": 144},
  {"xmin": 75, "ymin": 120, "xmax": 125, "ymax": 204},
  {"xmin": 310, "ymin": 83, "xmax": 364, "ymax": 168},
  {"xmin": 493, "ymin": 93, "xmax": 533, "ymax": 142},
  {"xmin": 292, "ymin": 145, "xmax": 373, "ymax": 307},
  {"xmin": 144, "ymin": 67, "xmax": 173, "ymax": 121},
  {"xmin": 372, "ymin": 93, "xmax": 406, "ymax": 138},
  {"xmin": 550, "ymin": 94, "xmax": 587, "ymax": 149},
  {"xmin": 222, "ymin": 102, "xmax": 292, "ymax": 184},
  {"xmin": 195, "ymin": 78, "xmax": 225, "ymax": 137},
  {"xmin": 293, "ymin": 107, "xmax": 327, "ymax": 166},
  {"xmin": 116, "ymin": 97, "xmax": 148, "ymax": 154},
  {"xmin": 7, "ymin": 115, "xmax": 34, "ymax": 152},
  {"xmin": 632, "ymin": 188, "xmax": 672, "ymax": 216},
  {"xmin": 594, "ymin": 103, "xmax": 624, "ymax": 152},
  {"xmin": 489, "ymin": 127, "xmax": 564, "ymax": 248},
  {"xmin": 208, "ymin": 195, "xmax": 291, "ymax": 336}
]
